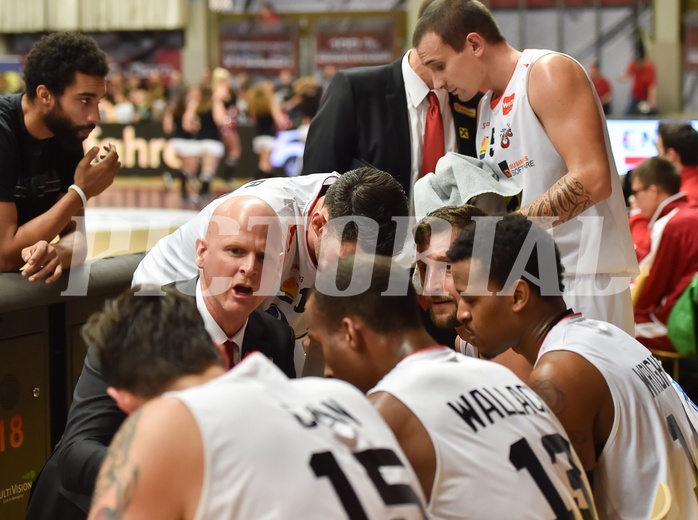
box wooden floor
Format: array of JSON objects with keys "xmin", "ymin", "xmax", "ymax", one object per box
[{"xmin": 88, "ymin": 174, "xmax": 252, "ymax": 210}]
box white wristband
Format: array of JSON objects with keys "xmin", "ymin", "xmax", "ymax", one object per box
[{"xmin": 69, "ymin": 184, "xmax": 87, "ymax": 208}]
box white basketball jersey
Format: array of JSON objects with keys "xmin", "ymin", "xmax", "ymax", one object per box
[
  {"xmin": 455, "ymin": 336, "xmax": 479, "ymax": 357},
  {"xmin": 476, "ymin": 49, "xmax": 637, "ymax": 278},
  {"xmin": 538, "ymin": 314, "xmax": 698, "ymax": 520},
  {"xmin": 168, "ymin": 354, "xmax": 428, "ymax": 520},
  {"xmin": 369, "ymin": 347, "xmax": 596, "ymax": 520},
  {"xmin": 132, "ymin": 173, "xmax": 338, "ymax": 336}
]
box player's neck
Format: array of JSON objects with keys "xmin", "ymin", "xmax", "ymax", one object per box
[
  {"xmin": 168, "ymin": 365, "xmax": 227, "ymax": 392},
  {"xmin": 487, "ymin": 44, "xmax": 522, "ymax": 98},
  {"xmin": 397, "ymin": 328, "xmax": 441, "ymax": 359},
  {"xmin": 516, "ymin": 303, "xmax": 570, "ymax": 364}
]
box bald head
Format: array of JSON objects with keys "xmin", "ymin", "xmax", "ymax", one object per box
[
  {"xmin": 195, "ymin": 196, "xmax": 284, "ymax": 336},
  {"xmin": 207, "ymin": 196, "xmax": 279, "ymax": 240}
]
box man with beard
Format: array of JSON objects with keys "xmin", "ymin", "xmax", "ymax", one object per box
[
  {"xmin": 0, "ymin": 32, "xmax": 120, "ymax": 281},
  {"xmin": 414, "ymin": 204, "xmax": 531, "ymax": 380}
]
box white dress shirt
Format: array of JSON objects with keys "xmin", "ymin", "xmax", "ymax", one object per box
[
  {"xmin": 401, "ymin": 49, "xmax": 456, "ymax": 209},
  {"xmin": 196, "ymin": 278, "xmax": 248, "ymax": 365}
]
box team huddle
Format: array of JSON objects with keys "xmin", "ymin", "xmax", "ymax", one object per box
[{"xmin": 15, "ymin": 0, "xmax": 698, "ymax": 519}]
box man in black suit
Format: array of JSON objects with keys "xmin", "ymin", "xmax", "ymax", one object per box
[
  {"xmin": 25, "ymin": 198, "xmax": 295, "ymax": 520},
  {"xmin": 301, "ymin": 49, "xmax": 482, "ymax": 201}
]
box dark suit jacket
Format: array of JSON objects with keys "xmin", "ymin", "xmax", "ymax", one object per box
[
  {"xmin": 26, "ymin": 278, "xmax": 295, "ymax": 520},
  {"xmin": 301, "ymin": 56, "xmax": 482, "ymax": 198},
  {"xmin": 164, "ymin": 277, "xmax": 296, "ymax": 378}
]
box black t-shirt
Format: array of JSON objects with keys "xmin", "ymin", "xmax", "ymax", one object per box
[{"xmin": 0, "ymin": 94, "xmax": 84, "ymax": 226}]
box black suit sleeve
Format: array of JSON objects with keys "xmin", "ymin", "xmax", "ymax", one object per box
[
  {"xmin": 301, "ymin": 71, "xmax": 358, "ymax": 176},
  {"xmin": 56, "ymin": 346, "xmax": 126, "ymax": 496},
  {"xmin": 244, "ymin": 310, "xmax": 297, "ymax": 378}
]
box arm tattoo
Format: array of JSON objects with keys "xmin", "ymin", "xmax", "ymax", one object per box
[
  {"xmin": 532, "ymin": 377, "xmax": 589, "ymax": 445},
  {"xmin": 92, "ymin": 409, "xmax": 142, "ymax": 518},
  {"xmin": 521, "ymin": 176, "xmax": 594, "ymax": 223},
  {"xmin": 531, "ymin": 378, "xmax": 565, "ymax": 415}
]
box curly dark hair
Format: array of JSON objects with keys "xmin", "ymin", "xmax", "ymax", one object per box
[
  {"xmin": 324, "ymin": 167, "xmax": 409, "ymax": 256},
  {"xmin": 23, "ymin": 32, "xmax": 109, "ymax": 100},
  {"xmin": 447, "ymin": 213, "xmax": 565, "ymax": 297}
]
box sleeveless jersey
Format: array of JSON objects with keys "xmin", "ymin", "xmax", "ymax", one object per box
[
  {"xmin": 132, "ymin": 173, "xmax": 338, "ymax": 336},
  {"xmin": 476, "ymin": 49, "xmax": 637, "ymax": 279},
  {"xmin": 168, "ymin": 354, "xmax": 428, "ymax": 520},
  {"xmin": 538, "ymin": 315, "xmax": 698, "ymax": 520},
  {"xmin": 369, "ymin": 347, "xmax": 597, "ymax": 520}
]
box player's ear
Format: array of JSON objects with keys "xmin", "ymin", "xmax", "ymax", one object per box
[
  {"xmin": 511, "ymin": 279, "xmax": 530, "ymax": 313},
  {"xmin": 35, "ymin": 85, "xmax": 52, "ymax": 106},
  {"xmin": 107, "ymin": 387, "xmax": 144, "ymax": 415},
  {"xmin": 341, "ymin": 317, "xmax": 362, "ymax": 351},
  {"xmin": 194, "ymin": 238, "xmax": 207, "ymax": 269},
  {"xmin": 310, "ymin": 208, "xmax": 329, "ymax": 237},
  {"xmin": 466, "ymin": 32, "xmax": 485, "ymax": 57}
]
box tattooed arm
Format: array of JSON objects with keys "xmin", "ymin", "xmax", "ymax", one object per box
[
  {"xmin": 523, "ymin": 53, "xmax": 614, "ymax": 225},
  {"xmin": 528, "ymin": 350, "xmax": 614, "ymax": 473},
  {"xmin": 88, "ymin": 397, "xmax": 204, "ymax": 520}
]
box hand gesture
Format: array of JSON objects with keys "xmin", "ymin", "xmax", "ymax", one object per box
[
  {"xmin": 21, "ymin": 240, "xmax": 63, "ymax": 283},
  {"xmin": 73, "ymin": 143, "xmax": 121, "ymax": 199}
]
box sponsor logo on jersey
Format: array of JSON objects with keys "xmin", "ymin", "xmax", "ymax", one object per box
[
  {"xmin": 501, "ymin": 155, "xmax": 536, "ymax": 178},
  {"xmin": 502, "ymin": 93, "xmax": 515, "ymax": 115},
  {"xmin": 500, "ymin": 124, "xmax": 513, "ymax": 149},
  {"xmin": 498, "ymin": 160, "xmax": 512, "ymax": 178},
  {"xmin": 459, "ymin": 127, "xmax": 470, "ymax": 139},
  {"xmin": 453, "ymin": 102, "xmax": 477, "ymax": 118},
  {"xmin": 278, "ymin": 276, "xmax": 299, "ymax": 305},
  {"xmin": 481, "ymin": 121, "xmax": 490, "ymax": 130},
  {"xmin": 479, "ymin": 135, "xmax": 489, "ymax": 160}
]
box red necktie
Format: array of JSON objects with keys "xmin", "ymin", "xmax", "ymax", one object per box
[
  {"xmin": 224, "ymin": 340, "xmax": 238, "ymax": 370},
  {"xmin": 421, "ymin": 91, "xmax": 445, "ymax": 177}
]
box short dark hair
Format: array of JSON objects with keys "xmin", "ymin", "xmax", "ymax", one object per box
[
  {"xmin": 413, "ymin": 0, "xmax": 505, "ymax": 52},
  {"xmin": 324, "ymin": 167, "xmax": 408, "ymax": 256},
  {"xmin": 82, "ymin": 286, "xmax": 221, "ymax": 399},
  {"xmin": 312, "ymin": 254, "xmax": 421, "ymax": 333},
  {"xmin": 447, "ymin": 213, "xmax": 565, "ymax": 297},
  {"xmin": 414, "ymin": 204, "xmax": 486, "ymax": 248},
  {"xmin": 632, "ymin": 156, "xmax": 681, "ymax": 196},
  {"xmin": 23, "ymin": 32, "xmax": 109, "ymax": 101},
  {"xmin": 658, "ymin": 122, "xmax": 698, "ymax": 167}
]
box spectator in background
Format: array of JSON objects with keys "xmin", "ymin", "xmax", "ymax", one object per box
[
  {"xmin": 657, "ymin": 122, "xmax": 698, "ymax": 204},
  {"xmin": 211, "ymin": 67, "xmax": 241, "ymax": 184},
  {"xmin": 628, "ymin": 122, "xmax": 698, "ymax": 263},
  {"xmin": 145, "ymin": 68, "xmax": 168, "ymax": 120},
  {"xmin": 631, "ymin": 156, "xmax": 698, "ymax": 351},
  {"xmin": 162, "ymin": 85, "xmax": 200, "ymax": 203},
  {"xmin": 620, "ymin": 38, "xmax": 656, "ymax": 115},
  {"xmin": 259, "ymin": 2, "xmax": 281, "ymax": 24},
  {"xmin": 0, "ymin": 32, "xmax": 120, "ymax": 281},
  {"xmin": 184, "ymin": 84, "xmax": 227, "ymax": 200},
  {"xmin": 588, "ymin": 62, "xmax": 612, "ymax": 115},
  {"xmin": 246, "ymin": 81, "xmax": 290, "ymax": 178}
]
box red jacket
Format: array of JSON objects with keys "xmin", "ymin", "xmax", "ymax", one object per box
[{"xmin": 635, "ymin": 194, "xmax": 698, "ymax": 325}]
